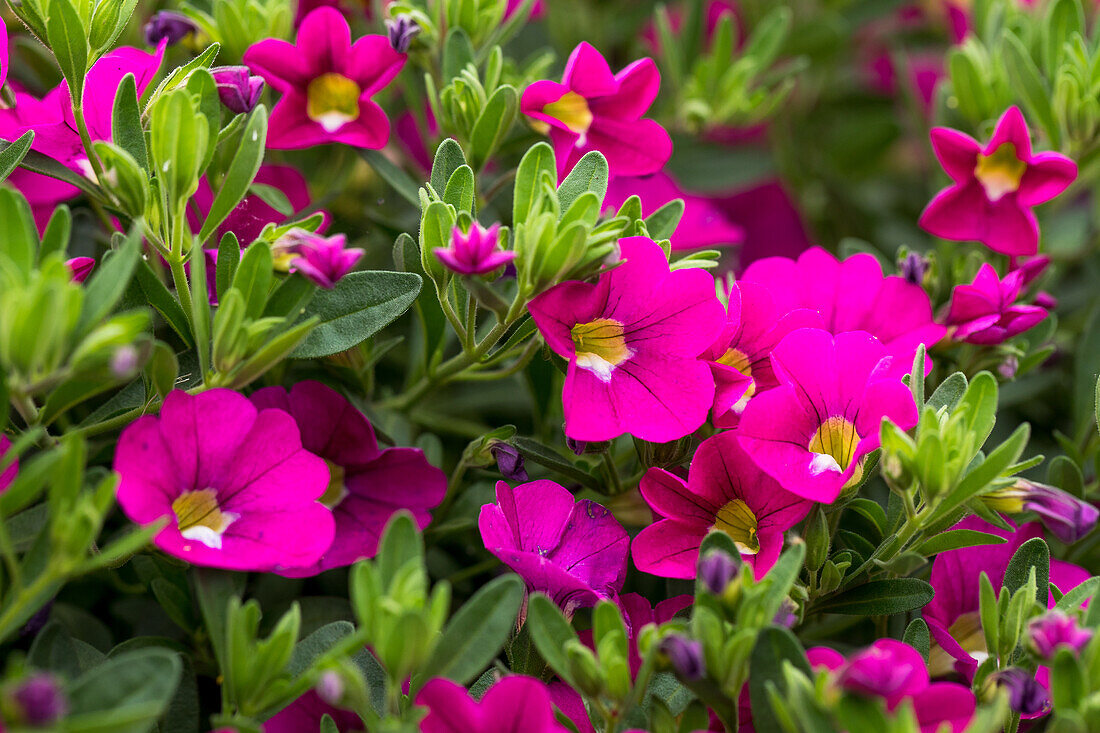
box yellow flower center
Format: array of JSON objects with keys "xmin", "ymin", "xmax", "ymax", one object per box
[
  {"xmin": 172, "ymin": 489, "xmax": 238, "ymax": 550},
  {"xmin": 532, "ymin": 91, "xmax": 593, "ymax": 145},
  {"xmin": 571, "ymin": 318, "xmax": 634, "ymax": 382},
  {"xmin": 928, "ymin": 612, "xmax": 988, "ymax": 677},
  {"xmin": 320, "ymin": 460, "xmax": 348, "ymax": 509},
  {"xmin": 808, "ymin": 416, "xmax": 863, "ymax": 487},
  {"xmin": 974, "ymin": 143, "xmax": 1026, "ymax": 202},
  {"xmin": 717, "ymin": 347, "xmax": 757, "ymax": 407},
  {"xmin": 712, "ymin": 499, "xmax": 759, "ymax": 555},
  {"xmin": 307, "ymin": 73, "xmax": 361, "ymax": 133}
]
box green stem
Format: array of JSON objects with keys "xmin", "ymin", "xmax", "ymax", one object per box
[
  {"xmin": 169, "ymin": 255, "xmax": 196, "ymax": 332},
  {"xmin": 602, "ymin": 452, "xmax": 624, "ymax": 495},
  {"xmin": 463, "ymin": 292, "xmax": 477, "ymax": 352}
]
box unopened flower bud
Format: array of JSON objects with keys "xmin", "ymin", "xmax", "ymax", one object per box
[
  {"xmin": 698, "ymin": 549, "xmax": 739, "ymax": 595},
  {"xmin": 566, "ymin": 436, "xmax": 586, "ymax": 455},
  {"xmin": 434, "ymin": 223, "xmax": 513, "ymax": 276},
  {"xmin": 66, "ymin": 257, "xmax": 95, "ymax": 283},
  {"xmin": 900, "ymin": 252, "xmax": 929, "ymax": 285},
  {"xmin": 661, "ymin": 635, "xmax": 705, "ymax": 680},
  {"xmin": 984, "ymin": 479, "xmax": 1098, "ymax": 544},
  {"xmin": 111, "ymin": 344, "xmax": 140, "ymax": 379},
  {"xmin": 12, "ymin": 674, "xmax": 68, "ymax": 726},
  {"xmin": 990, "ymin": 668, "xmax": 1050, "ymax": 716},
  {"xmin": 316, "ymin": 670, "xmax": 344, "ymax": 705},
  {"xmin": 1035, "ymin": 291, "xmax": 1057, "ymax": 310},
  {"xmin": 490, "ymin": 442, "xmax": 528, "ymax": 482},
  {"xmin": 1028, "ymin": 611, "xmax": 1092, "ymax": 660},
  {"xmin": 212, "ymin": 66, "xmax": 265, "ymax": 115},
  {"xmin": 997, "ymin": 355, "xmax": 1018, "ymax": 380},
  {"xmin": 143, "ymin": 10, "xmax": 196, "ymax": 47},
  {"xmin": 773, "ymin": 597, "xmax": 798, "ymax": 628},
  {"xmin": 385, "ymin": 15, "xmax": 420, "ymax": 53}
]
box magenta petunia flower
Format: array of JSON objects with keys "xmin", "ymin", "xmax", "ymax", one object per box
[
  {"xmin": 433, "ymin": 222, "xmax": 514, "ymax": 275},
  {"xmin": 417, "ymin": 676, "xmax": 569, "ymax": 733},
  {"xmin": 942, "ymin": 263, "xmax": 1048, "ymax": 345},
  {"xmin": 528, "ymin": 236, "xmax": 725, "ymax": 442},
  {"xmin": 521, "ymin": 42, "xmax": 672, "ymax": 178},
  {"xmin": 243, "ymin": 7, "xmax": 405, "ymax": 149},
  {"xmin": 479, "ymin": 479, "xmax": 628, "ymax": 615},
  {"xmin": 263, "ymin": 691, "xmax": 363, "ymax": 732},
  {"xmin": 279, "ymin": 230, "xmax": 364, "ymax": 289},
  {"xmin": 737, "ymin": 328, "xmax": 919, "ymax": 504},
  {"xmin": 739, "ymin": 247, "xmax": 945, "ymax": 372},
  {"xmin": 701, "ymin": 280, "xmax": 822, "ymax": 427},
  {"xmin": 114, "ymin": 389, "xmax": 334, "ymax": 572},
  {"xmin": 250, "ymin": 381, "xmax": 446, "ymax": 576},
  {"xmin": 633, "ymin": 431, "xmax": 812, "ymax": 578},
  {"xmin": 919, "ymin": 106, "xmax": 1077, "ymax": 256},
  {"xmin": 0, "ymin": 435, "xmax": 16, "ymax": 493},
  {"xmin": 925, "ymin": 516, "xmax": 1091, "ymax": 681}
]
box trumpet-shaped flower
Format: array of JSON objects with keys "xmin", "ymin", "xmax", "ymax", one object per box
[
  {"xmin": 250, "ymin": 381, "xmax": 445, "ymax": 576},
  {"xmin": 919, "ymin": 106, "xmax": 1077, "ymax": 256},
  {"xmin": 418, "ymin": 676, "xmax": 569, "ymax": 733},
  {"xmin": 479, "ymin": 480, "xmax": 628, "ymax": 615},
  {"xmin": 114, "ymin": 389, "xmax": 334, "ymax": 572},
  {"xmin": 737, "ymin": 328, "xmax": 919, "ymax": 503},
  {"xmin": 632, "ymin": 431, "xmax": 812, "ymax": 578},
  {"xmin": 740, "ymin": 247, "xmax": 945, "ymax": 372},
  {"xmin": 528, "ymin": 236, "xmax": 725, "ymax": 442},
  {"xmin": 943, "ymin": 263, "xmax": 1048, "ymax": 345},
  {"xmin": 434, "ymin": 222, "xmax": 514, "ymax": 275},
  {"xmin": 521, "ymin": 42, "xmax": 672, "ymax": 177},
  {"xmin": 243, "ymin": 7, "xmax": 405, "ymax": 149}
]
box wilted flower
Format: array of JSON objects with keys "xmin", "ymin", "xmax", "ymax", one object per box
[
  {"xmin": 143, "ymin": 10, "xmax": 196, "ymax": 47},
  {"xmin": 418, "ymin": 676, "xmax": 570, "ymax": 733},
  {"xmin": 490, "ymin": 442, "xmax": 528, "ymax": 482},
  {"xmin": 989, "ymin": 668, "xmax": 1050, "ymax": 717},
  {"xmin": 982, "ymin": 479, "xmax": 1098, "ymax": 544},
  {"xmin": 920, "ymin": 106, "xmax": 1077, "ymax": 256},
  {"xmin": 385, "ymin": 14, "xmax": 420, "ymax": 53},
  {"xmin": 212, "ymin": 66, "xmax": 265, "ymax": 114},
  {"xmin": 1029, "ymin": 611, "xmax": 1093, "ymax": 660},
  {"xmin": 943, "ymin": 264, "xmax": 1048, "ymax": 345},
  {"xmin": 433, "ymin": 223, "xmax": 514, "ymax": 276},
  {"xmin": 661, "ymin": 635, "xmax": 705, "ymax": 680}
]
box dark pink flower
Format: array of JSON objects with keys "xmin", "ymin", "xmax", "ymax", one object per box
[
  {"xmin": 243, "ymin": 7, "xmax": 405, "ymax": 149},
  {"xmin": 521, "ymin": 42, "xmax": 672, "ymax": 178},
  {"xmin": 528, "ymin": 237, "xmax": 725, "ymax": 442},
  {"xmin": 0, "ymin": 435, "xmax": 15, "ymax": 493},
  {"xmin": 1029, "ymin": 611, "xmax": 1093, "ymax": 660},
  {"xmin": 66, "ymin": 257, "xmax": 95, "ymax": 283},
  {"xmin": 942, "ymin": 263, "xmax": 1048, "ymax": 345},
  {"xmin": 738, "ymin": 328, "xmax": 919, "ymax": 504},
  {"xmin": 263, "ymin": 691, "xmax": 363, "ymax": 732},
  {"xmin": 278, "ymin": 229, "xmax": 364, "ymax": 289},
  {"xmin": 633, "ymin": 431, "xmax": 812, "ymax": 578},
  {"xmin": 919, "ymin": 106, "xmax": 1077, "ymax": 256},
  {"xmin": 417, "ymin": 676, "xmax": 569, "ymax": 733},
  {"xmin": 250, "ymin": 381, "xmax": 445, "ymax": 576},
  {"xmin": 434, "ymin": 222, "xmax": 514, "ymax": 275},
  {"xmin": 479, "ymin": 479, "xmax": 628, "ymax": 615},
  {"xmin": 114, "ymin": 389, "xmax": 334, "ymax": 572},
  {"xmin": 602, "ymin": 173, "xmax": 744, "ymax": 250}
]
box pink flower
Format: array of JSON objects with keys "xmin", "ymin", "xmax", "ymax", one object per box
[
  {"xmin": 211, "ymin": 66, "xmax": 265, "ymax": 114},
  {"xmin": 521, "ymin": 42, "xmax": 672, "ymax": 178},
  {"xmin": 0, "ymin": 435, "xmax": 16, "ymax": 493},
  {"xmin": 243, "ymin": 7, "xmax": 405, "ymax": 149},
  {"xmin": 114, "ymin": 389, "xmax": 335, "ymax": 572},
  {"xmin": 1029, "ymin": 611, "xmax": 1093, "ymax": 660},
  {"xmin": 0, "ymin": 17, "xmax": 7, "ymax": 88},
  {"xmin": 942, "ymin": 263, "xmax": 1048, "ymax": 345},
  {"xmin": 633, "ymin": 431, "xmax": 812, "ymax": 578},
  {"xmin": 740, "ymin": 247, "xmax": 945, "ymax": 372},
  {"xmin": 479, "ymin": 479, "xmax": 628, "ymax": 615},
  {"xmin": 66, "ymin": 257, "xmax": 95, "ymax": 284},
  {"xmin": 737, "ymin": 328, "xmax": 919, "ymax": 504},
  {"xmin": 250, "ymin": 381, "xmax": 446, "ymax": 576},
  {"xmin": 417, "ymin": 676, "xmax": 569, "ymax": 733},
  {"xmin": 263, "ymin": 691, "xmax": 363, "ymax": 732},
  {"xmin": 602, "ymin": 172, "xmax": 744, "ymax": 250},
  {"xmin": 701, "ymin": 280, "xmax": 821, "ymax": 427},
  {"xmin": 433, "ymin": 222, "xmax": 514, "ymax": 275},
  {"xmin": 919, "ymin": 106, "xmax": 1077, "ymax": 256},
  {"xmin": 528, "ymin": 237, "xmax": 725, "ymax": 442},
  {"xmin": 277, "ymin": 229, "xmax": 364, "ymax": 289}
]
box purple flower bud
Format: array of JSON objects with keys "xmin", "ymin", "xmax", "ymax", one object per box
[
  {"xmin": 997, "ymin": 355, "xmax": 1018, "ymax": 380},
  {"xmin": 566, "ymin": 436, "xmax": 586, "ymax": 455},
  {"xmin": 900, "ymin": 252, "xmax": 929, "ymax": 285},
  {"xmin": 1021, "ymin": 480, "xmax": 1099, "ymax": 544},
  {"xmin": 143, "ymin": 10, "xmax": 196, "ymax": 47},
  {"xmin": 434, "ymin": 223, "xmax": 514, "ymax": 276},
  {"xmin": 697, "ymin": 550, "xmax": 739, "ymax": 595},
  {"xmin": 316, "ymin": 670, "xmax": 344, "ymax": 705},
  {"xmin": 661, "ymin": 635, "xmax": 705, "ymax": 680},
  {"xmin": 12, "ymin": 674, "xmax": 68, "ymax": 725},
  {"xmin": 386, "ymin": 15, "xmax": 420, "ymax": 53},
  {"xmin": 993, "ymin": 668, "xmax": 1050, "ymax": 716},
  {"xmin": 773, "ymin": 597, "xmax": 798, "ymax": 628},
  {"xmin": 1035, "ymin": 291, "xmax": 1057, "ymax": 310},
  {"xmin": 490, "ymin": 442, "xmax": 528, "ymax": 482},
  {"xmin": 212, "ymin": 66, "xmax": 265, "ymax": 115},
  {"xmin": 837, "ymin": 639, "xmax": 926, "ymax": 702},
  {"xmin": 1029, "ymin": 611, "xmax": 1093, "ymax": 660},
  {"xmin": 111, "ymin": 345, "xmax": 140, "ymax": 379}
]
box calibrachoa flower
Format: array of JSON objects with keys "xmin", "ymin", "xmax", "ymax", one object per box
[
  {"xmin": 211, "ymin": 66, "xmax": 265, "ymax": 114},
  {"xmin": 632, "ymin": 431, "xmax": 812, "ymax": 578},
  {"xmin": 738, "ymin": 328, "xmax": 919, "ymax": 504},
  {"xmin": 114, "ymin": 389, "xmax": 335, "ymax": 572},
  {"xmin": 740, "ymin": 247, "xmax": 945, "ymax": 372},
  {"xmin": 982, "ymin": 479, "xmax": 1098, "ymax": 544},
  {"xmin": 274, "ymin": 229, "xmax": 364, "ymax": 289},
  {"xmin": 919, "ymin": 106, "xmax": 1077, "ymax": 256},
  {"xmin": 243, "ymin": 7, "xmax": 405, "ymax": 149},
  {"xmin": 479, "ymin": 479, "xmax": 628, "ymax": 615},
  {"xmin": 66, "ymin": 257, "xmax": 95, "ymax": 283},
  {"xmin": 417, "ymin": 676, "xmax": 569, "ymax": 733},
  {"xmin": 528, "ymin": 236, "xmax": 725, "ymax": 442},
  {"xmin": 521, "ymin": 42, "xmax": 672, "ymax": 177},
  {"xmin": 250, "ymin": 381, "xmax": 446, "ymax": 576},
  {"xmin": 434, "ymin": 222, "xmax": 514, "ymax": 275},
  {"xmin": 942, "ymin": 263, "xmax": 1049, "ymax": 345},
  {"xmin": 0, "ymin": 435, "xmax": 15, "ymax": 493},
  {"xmin": 263, "ymin": 691, "xmax": 363, "ymax": 732},
  {"xmin": 989, "ymin": 668, "xmax": 1050, "ymax": 717},
  {"xmin": 1029, "ymin": 611, "xmax": 1093, "ymax": 660}
]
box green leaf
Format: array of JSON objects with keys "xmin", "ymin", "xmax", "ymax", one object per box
[
  {"xmin": 1002, "ymin": 537, "xmax": 1049, "ymax": 602},
  {"xmin": 915, "ymin": 529, "xmax": 1008, "ymax": 556},
  {"xmin": 216, "ymin": 232, "xmax": 240, "ymax": 302},
  {"xmin": 557, "ymin": 151, "xmax": 609, "ymax": 214},
  {"xmin": 290, "ymin": 271, "xmax": 422, "ymax": 358},
  {"xmin": 39, "ymin": 205, "xmax": 72, "ymax": 262},
  {"xmin": 377, "ymin": 512, "xmax": 422, "ymax": 589},
  {"xmin": 903, "ymin": 618, "xmax": 930, "ymax": 662},
  {"xmin": 17, "ymin": 146, "xmax": 100, "ymax": 196},
  {"xmin": 111, "ymin": 73, "xmax": 147, "ymax": 170},
  {"xmin": 513, "ymin": 142, "xmax": 555, "ymax": 225},
  {"xmin": 134, "ymin": 259, "xmax": 194, "ymax": 346},
  {"xmin": 89, "ymin": 0, "xmax": 137, "ymax": 52},
  {"xmin": 442, "ymin": 164, "xmax": 475, "ymax": 215},
  {"xmin": 0, "ymin": 131, "xmax": 35, "ymax": 184},
  {"xmin": 430, "ymin": 138, "xmax": 468, "ymax": 198},
  {"xmin": 65, "ymin": 648, "xmax": 182, "ymax": 733},
  {"xmin": 360, "ymin": 148, "xmax": 421, "ymax": 207},
  {"xmin": 0, "ymin": 187, "xmax": 39, "ymax": 275},
  {"xmin": 1054, "ymin": 575, "xmax": 1098, "ymax": 612},
  {"xmin": 417, "ymin": 574, "xmax": 524, "ymax": 690},
  {"xmin": 927, "ymin": 372, "xmax": 968, "ymax": 412},
  {"xmin": 200, "ymin": 106, "xmax": 268, "ymax": 244},
  {"xmin": 749, "ymin": 627, "xmax": 812, "ymax": 733},
  {"xmin": 526, "ymin": 593, "xmax": 580, "ymax": 687},
  {"xmin": 46, "ymin": 0, "xmax": 89, "ymax": 98},
  {"xmin": 957, "ymin": 371, "xmax": 998, "ymax": 448},
  {"xmin": 442, "ymin": 27, "xmax": 475, "ymax": 83},
  {"xmin": 1002, "ymin": 31, "xmax": 1060, "ymax": 148},
  {"xmin": 76, "ymin": 225, "xmax": 141, "ymax": 337},
  {"xmin": 192, "ymin": 569, "xmax": 245, "ymax": 675},
  {"xmin": 287, "ymin": 621, "xmax": 354, "ymax": 677},
  {"xmin": 812, "ymin": 578, "xmax": 934, "ymax": 616},
  {"xmin": 1047, "ymin": 455, "xmax": 1085, "ymax": 499},
  {"xmin": 470, "ymin": 85, "xmax": 517, "ymax": 170},
  {"xmin": 232, "ymin": 241, "xmax": 273, "ymax": 319},
  {"xmin": 644, "ymin": 199, "xmax": 684, "ymax": 241}
]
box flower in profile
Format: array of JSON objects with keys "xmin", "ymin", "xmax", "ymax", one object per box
[
  {"xmin": 274, "ymin": 229, "xmax": 364, "ymax": 289},
  {"xmin": 143, "ymin": 10, "xmax": 196, "ymax": 47},
  {"xmin": 737, "ymin": 328, "xmax": 919, "ymax": 504},
  {"xmin": 417, "ymin": 676, "xmax": 569, "ymax": 733},
  {"xmin": 603, "ymin": 172, "xmax": 744, "ymax": 250},
  {"xmin": 919, "ymin": 106, "xmax": 1077, "ymax": 256},
  {"xmin": 212, "ymin": 66, "xmax": 265, "ymax": 115},
  {"xmin": 479, "ymin": 479, "xmax": 628, "ymax": 615},
  {"xmin": 263, "ymin": 690, "xmax": 364, "ymax": 732},
  {"xmin": 114, "ymin": 389, "xmax": 334, "ymax": 572},
  {"xmin": 521, "ymin": 42, "xmax": 672, "ymax": 177},
  {"xmin": 0, "ymin": 435, "xmax": 16, "ymax": 493},
  {"xmin": 243, "ymin": 7, "xmax": 406, "ymax": 149},
  {"xmin": 250, "ymin": 381, "xmax": 445, "ymax": 576},
  {"xmin": 982, "ymin": 479, "xmax": 1098, "ymax": 544},
  {"xmin": 66, "ymin": 257, "xmax": 95, "ymax": 283},
  {"xmin": 632, "ymin": 431, "xmax": 812, "ymax": 578},
  {"xmin": 942, "ymin": 263, "xmax": 1048, "ymax": 345},
  {"xmin": 433, "ymin": 222, "xmax": 514, "ymax": 276},
  {"xmin": 528, "ymin": 236, "xmax": 725, "ymax": 442},
  {"xmin": 701, "ymin": 280, "xmax": 822, "ymax": 427},
  {"xmin": 740, "ymin": 247, "xmax": 945, "ymax": 373}
]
